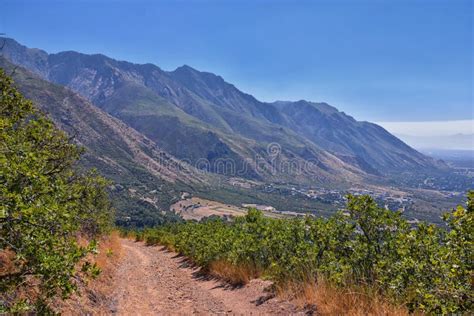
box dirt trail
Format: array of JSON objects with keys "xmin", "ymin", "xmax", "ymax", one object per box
[{"xmin": 109, "ymin": 239, "xmax": 300, "ymax": 315}]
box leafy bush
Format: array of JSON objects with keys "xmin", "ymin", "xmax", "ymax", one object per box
[
  {"xmin": 141, "ymin": 193, "xmax": 473, "ymax": 314},
  {"xmin": 0, "ymin": 70, "xmax": 113, "ymax": 313}
]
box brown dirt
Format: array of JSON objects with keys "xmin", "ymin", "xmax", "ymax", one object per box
[
  {"xmin": 171, "ymin": 197, "xmax": 286, "ymax": 221},
  {"xmin": 58, "ymin": 233, "xmax": 124, "ymax": 314},
  {"xmin": 108, "ymin": 239, "xmax": 301, "ymax": 315},
  {"xmin": 171, "ymin": 197, "xmax": 247, "ymax": 221}
]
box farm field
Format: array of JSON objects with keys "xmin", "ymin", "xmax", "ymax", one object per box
[{"xmin": 171, "ymin": 197, "xmax": 294, "ymax": 220}]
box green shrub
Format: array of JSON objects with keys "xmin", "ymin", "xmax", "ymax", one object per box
[
  {"xmin": 140, "ymin": 192, "xmax": 473, "ymax": 314},
  {"xmin": 0, "ymin": 69, "xmax": 113, "ymax": 313}
]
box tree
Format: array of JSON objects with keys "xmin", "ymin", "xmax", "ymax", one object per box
[
  {"xmin": 0, "ymin": 69, "xmax": 113, "ymax": 313},
  {"xmin": 441, "ymin": 190, "xmax": 473, "ymax": 311},
  {"xmin": 345, "ymin": 194, "xmax": 409, "ymax": 282}
]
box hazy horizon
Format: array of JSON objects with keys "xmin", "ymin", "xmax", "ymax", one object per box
[{"xmin": 377, "ymin": 120, "xmax": 473, "ymax": 150}]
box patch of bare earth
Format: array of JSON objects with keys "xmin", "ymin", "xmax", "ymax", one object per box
[
  {"xmin": 171, "ymin": 197, "xmax": 287, "ymax": 221},
  {"xmin": 108, "ymin": 239, "xmax": 301, "ymax": 315}
]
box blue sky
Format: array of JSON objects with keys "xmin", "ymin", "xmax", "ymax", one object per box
[{"xmin": 1, "ymin": 0, "xmax": 472, "ymax": 123}]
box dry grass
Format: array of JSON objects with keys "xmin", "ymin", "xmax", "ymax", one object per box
[
  {"xmin": 0, "ymin": 249, "xmax": 42, "ymax": 311},
  {"xmin": 57, "ymin": 231, "xmax": 123, "ymax": 314},
  {"xmin": 95, "ymin": 231, "xmax": 123, "ymax": 269},
  {"xmin": 0, "ymin": 249, "xmax": 16, "ymax": 276},
  {"xmin": 2, "ymin": 233, "xmax": 123, "ymax": 313},
  {"xmin": 209, "ymin": 260, "xmax": 261, "ymax": 286},
  {"xmin": 202, "ymin": 260, "xmax": 412, "ymax": 315},
  {"xmin": 281, "ymin": 279, "xmax": 414, "ymax": 316}
]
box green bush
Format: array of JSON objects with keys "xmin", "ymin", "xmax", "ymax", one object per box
[
  {"xmin": 141, "ymin": 193, "xmax": 473, "ymax": 314},
  {"xmin": 0, "ymin": 70, "xmax": 113, "ymax": 313}
]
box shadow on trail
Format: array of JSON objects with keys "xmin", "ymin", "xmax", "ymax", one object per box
[{"xmin": 152, "ymin": 245, "xmax": 247, "ymax": 290}]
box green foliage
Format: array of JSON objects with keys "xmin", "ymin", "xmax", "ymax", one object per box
[
  {"xmin": 141, "ymin": 192, "xmax": 474, "ymax": 314},
  {"xmin": 0, "ymin": 69, "xmax": 113, "ymax": 313}
]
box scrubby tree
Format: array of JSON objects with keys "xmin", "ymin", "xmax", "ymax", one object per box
[
  {"xmin": 345, "ymin": 194, "xmax": 410, "ymax": 283},
  {"xmin": 0, "ymin": 69, "xmax": 113, "ymax": 313}
]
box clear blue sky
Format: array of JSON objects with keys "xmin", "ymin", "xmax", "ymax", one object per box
[{"xmin": 2, "ymin": 0, "xmax": 473, "ymax": 122}]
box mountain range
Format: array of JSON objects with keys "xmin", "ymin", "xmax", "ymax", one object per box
[{"xmin": 0, "ymin": 37, "xmax": 450, "ymax": 224}]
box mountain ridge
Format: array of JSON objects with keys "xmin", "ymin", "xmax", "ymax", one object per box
[{"xmin": 0, "ymin": 37, "xmax": 445, "ymax": 185}]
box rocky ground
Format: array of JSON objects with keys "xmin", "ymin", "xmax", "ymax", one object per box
[{"xmin": 107, "ymin": 239, "xmax": 301, "ymax": 315}]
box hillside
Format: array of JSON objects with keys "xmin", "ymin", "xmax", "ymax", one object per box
[
  {"xmin": 0, "ymin": 57, "xmax": 203, "ymax": 226},
  {"xmin": 0, "ymin": 37, "xmax": 444, "ymax": 186},
  {"xmin": 2, "ymin": 57, "xmax": 347, "ymax": 225}
]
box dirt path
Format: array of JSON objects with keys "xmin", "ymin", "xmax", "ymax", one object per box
[{"xmin": 109, "ymin": 239, "xmax": 300, "ymax": 315}]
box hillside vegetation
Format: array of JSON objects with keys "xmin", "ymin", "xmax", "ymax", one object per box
[
  {"xmin": 137, "ymin": 192, "xmax": 473, "ymax": 314},
  {"xmin": 0, "ymin": 69, "xmax": 113, "ymax": 313}
]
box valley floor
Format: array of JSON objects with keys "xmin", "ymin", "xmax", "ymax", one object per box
[{"xmin": 107, "ymin": 239, "xmax": 300, "ymax": 315}]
